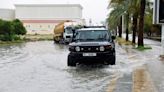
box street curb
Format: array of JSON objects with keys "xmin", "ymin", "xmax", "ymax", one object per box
[{"xmin": 132, "ymin": 67, "xmax": 157, "ymax": 92}]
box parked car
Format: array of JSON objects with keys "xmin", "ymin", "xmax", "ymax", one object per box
[{"xmin": 67, "ymin": 27, "xmax": 116, "ymax": 66}]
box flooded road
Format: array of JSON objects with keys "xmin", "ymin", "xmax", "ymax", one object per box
[{"xmin": 0, "ymin": 41, "xmax": 158, "ymax": 92}]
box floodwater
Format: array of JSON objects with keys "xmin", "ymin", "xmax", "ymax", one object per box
[{"xmin": 0, "ymin": 41, "xmax": 154, "ymax": 92}]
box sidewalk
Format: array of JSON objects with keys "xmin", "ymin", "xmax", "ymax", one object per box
[
  {"xmin": 122, "ymin": 34, "xmax": 161, "ymax": 46},
  {"xmin": 122, "ymin": 34, "xmax": 164, "ymax": 92}
]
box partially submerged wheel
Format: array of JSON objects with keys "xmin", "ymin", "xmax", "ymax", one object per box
[
  {"xmin": 67, "ymin": 55, "xmax": 76, "ymax": 67},
  {"xmin": 110, "ymin": 56, "xmax": 116, "ymax": 65},
  {"xmin": 105, "ymin": 56, "xmax": 116, "ymax": 65}
]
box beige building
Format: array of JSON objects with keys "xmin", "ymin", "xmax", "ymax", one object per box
[{"xmin": 15, "ymin": 4, "xmax": 84, "ymax": 34}]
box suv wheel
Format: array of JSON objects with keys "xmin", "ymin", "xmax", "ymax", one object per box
[
  {"xmin": 67, "ymin": 55, "xmax": 76, "ymax": 67},
  {"xmin": 110, "ymin": 56, "xmax": 116, "ymax": 65},
  {"xmin": 105, "ymin": 56, "xmax": 116, "ymax": 65}
]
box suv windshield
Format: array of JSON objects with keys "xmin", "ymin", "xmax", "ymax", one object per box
[{"xmin": 75, "ymin": 30, "xmax": 110, "ymax": 41}]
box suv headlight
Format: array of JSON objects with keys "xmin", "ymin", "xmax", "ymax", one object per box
[
  {"xmin": 75, "ymin": 46, "xmax": 80, "ymax": 52},
  {"xmin": 105, "ymin": 45, "xmax": 112, "ymax": 49},
  {"xmin": 100, "ymin": 46, "xmax": 105, "ymax": 51},
  {"xmin": 69, "ymin": 46, "xmax": 75, "ymax": 51}
]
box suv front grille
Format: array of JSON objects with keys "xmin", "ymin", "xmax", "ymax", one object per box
[{"xmin": 79, "ymin": 46, "xmax": 100, "ymax": 52}]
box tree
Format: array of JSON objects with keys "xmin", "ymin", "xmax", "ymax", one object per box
[
  {"xmin": 0, "ymin": 19, "xmax": 27, "ymax": 41},
  {"xmin": 0, "ymin": 20, "xmax": 14, "ymax": 41},
  {"xmin": 0, "ymin": 19, "xmax": 4, "ymax": 34},
  {"xmin": 108, "ymin": 0, "xmax": 151, "ymax": 46},
  {"xmin": 12, "ymin": 19, "xmax": 27, "ymax": 35},
  {"xmin": 138, "ymin": 0, "xmax": 146, "ymax": 46},
  {"xmin": 132, "ymin": 13, "xmax": 138, "ymax": 44},
  {"xmin": 128, "ymin": 0, "xmax": 140, "ymax": 44},
  {"xmin": 108, "ymin": 0, "xmax": 139, "ymax": 43},
  {"xmin": 107, "ymin": 0, "xmax": 130, "ymax": 38},
  {"xmin": 118, "ymin": 16, "xmax": 122, "ymax": 37},
  {"xmin": 125, "ymin": 12, "xmax": 129, "ymax": 41}
]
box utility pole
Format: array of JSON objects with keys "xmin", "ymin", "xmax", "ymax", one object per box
[{"xmin": 162, "ymin": 25, "xmax": 164, "ymax": 56}]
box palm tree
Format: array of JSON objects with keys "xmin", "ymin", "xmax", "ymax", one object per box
[
  {"xmin": 125, "ymin": 12, "xmax": 129, "ymax": 41},
  {"xmin": 128, "ymin": 0, "xmax": 140, "ymax": 44},
  {"xmin": 106, "ymin": 11, "xmax": 119, "ymax": 36},
  {"xmin": 138, "ymin": 0, "xmax": 146, "ymax": 46},
  {"xmin": 108, "ymin": 0, "xmax": 151, "ymax": 46},
  {"xmin": 108, "ymin": 0, "xmax": 130, "ymax": 38},
  {"xmin": 108, "ymin": 0, "xmax": 140, "ymax": 43},
  {"xmin": 132, "ymin": 13, "xmax": 138, "ymax": 44}
]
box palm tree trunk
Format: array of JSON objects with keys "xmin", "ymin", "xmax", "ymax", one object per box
[
  {"xmin": 115, "ymin": 27, "xmax": 117, "ymax": 36},
  {"xmin": 132, "ymin": 14, "xmax": 138, "ymax": 44},
  {"xmin": 126, "ymin": 13, "xmax": 129, "ymax": 41},
  {"xmin": 118, "ymin": 16, "xmax": 122, "ymax": 37},
  {"xmin": 138, "ymin": 0, "xmax": 146, "ymax": 46}
]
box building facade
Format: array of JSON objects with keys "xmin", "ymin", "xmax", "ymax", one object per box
[
  {"xmin": 0, "ymin": 9, "xmax": 15, "ymax": 20},
  {"xmin": 15, "ymin": 4, "xmax": 84, "ymax": 34}
]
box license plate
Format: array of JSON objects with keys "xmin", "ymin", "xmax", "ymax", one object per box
[{"xmin": 83, "ymin": 53, "xmax": 97, "ymax": 56}]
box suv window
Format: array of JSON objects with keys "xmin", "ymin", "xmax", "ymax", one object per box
[{"xmin": 75, "ymin": 30, "xmax": 111, "ymax": 41}]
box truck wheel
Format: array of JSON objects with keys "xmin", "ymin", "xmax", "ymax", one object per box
[
  {"xmin": 59, "ymin": 38, "xmax": 64, "ymax": 44},
  {"xmin": 67, "ymin": 55, "xmax": 76, "ymax": 67},
  {"xmin": 53, "ymin": 37, "xmax": 58, "ymax": 43}
]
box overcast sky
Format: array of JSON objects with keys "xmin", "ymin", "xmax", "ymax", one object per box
[{"xmin": 1, "ymin": 0, "xmax": 109, "ymax": 24}]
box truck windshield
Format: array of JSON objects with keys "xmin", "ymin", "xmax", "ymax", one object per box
[
  {"xmin": 75, "ymin": 30, "xmax": 110, "ymax": 41},
  {"xmin": 65, "ymin": 28, "xmax": 73, "ymax": 34}
]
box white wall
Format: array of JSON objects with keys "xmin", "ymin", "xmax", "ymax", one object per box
[
  {"xmin": 24, "ymin": 23, "xmax": 57, "ymax": 34},
  {"xmin": 15, "ymin": 4, "xmax": 84, "ymax": 34},
  {"xmin": 0, "ymin": 9, "xmax": 15, "ymax": 20},
  {"xmin": 15, "ymin": 4, "xmax": 82, "ymax": 20}
]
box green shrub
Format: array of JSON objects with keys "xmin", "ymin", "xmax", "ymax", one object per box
[
  {"xmin": 12, "ymin": 19, "xmax": 27, "ymax": 35},
  {"xmin": 0, "ymin": 19, "xmax": 26, "ymax": 41}
]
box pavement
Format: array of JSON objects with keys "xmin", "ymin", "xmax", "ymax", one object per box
[{"xmin": 122, "ymin": 34, "xmax": 164, "ymax": 92}]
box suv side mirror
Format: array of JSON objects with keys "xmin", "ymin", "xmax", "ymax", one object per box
[
  {"xmin": 72, "ymin": 33, "xmax": 76, "ymax": 42},
  {"xmin": 112, "ymin": 36, "xmax": 116, "ymax": 40}
]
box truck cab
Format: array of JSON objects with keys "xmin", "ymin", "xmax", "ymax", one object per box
[{"xmin": 63, "ymin": 27, "xmax": 73, "ymax": 43}]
